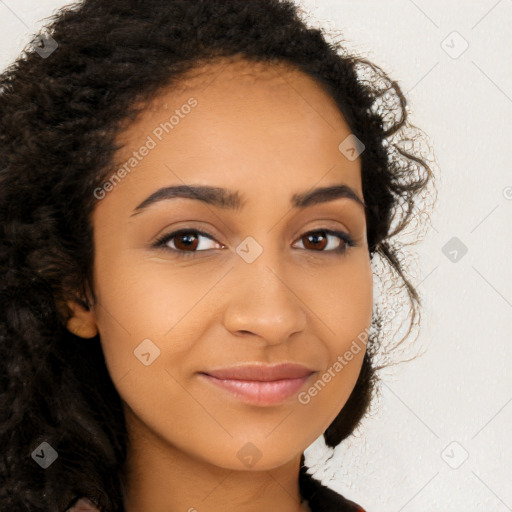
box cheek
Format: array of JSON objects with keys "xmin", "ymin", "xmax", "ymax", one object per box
[
  {"xmin": 276, "ymin": 254, "xmax": 373, "ymax": 430},
  {"xmin": 91, "ymin": 257, "xmax": 208, "ymax": 447},
  {"xmin": 90, "ymin": 249, "xmax": 209, "ymax": 391},
  {"xmin": 306, "ymin": 254, "xmax": 373, "ymax": 349}
]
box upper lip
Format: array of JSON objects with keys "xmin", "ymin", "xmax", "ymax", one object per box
[{"xmin": 200, "ymin": 363, "xmax": 316, "ymax": 382}]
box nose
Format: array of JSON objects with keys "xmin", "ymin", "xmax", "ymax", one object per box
[{"xmin": 222, "ymin": 247, "xmax": 308, "ymax": 345}]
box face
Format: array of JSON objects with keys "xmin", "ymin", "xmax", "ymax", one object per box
[{"xmin": 71, "ymin": 57, "xmax": 373, "ymax": 472}]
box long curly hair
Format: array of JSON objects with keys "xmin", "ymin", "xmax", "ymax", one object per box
[{"xmin": 0, "ymin": 0, "xmax": 437, "ymax": 510}]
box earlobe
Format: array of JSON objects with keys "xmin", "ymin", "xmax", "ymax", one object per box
[
  {"xmin": 66, "ymin": 313, "xmax": 98, "ymax": 339},
  {"xmin": 59, "ymin": 298, "xmax": 99, "ymax": 339}
]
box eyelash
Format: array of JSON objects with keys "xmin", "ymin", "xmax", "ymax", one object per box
[{"xmin": 152, "ymin": 228, "xmax": 356, "ymax": 258}]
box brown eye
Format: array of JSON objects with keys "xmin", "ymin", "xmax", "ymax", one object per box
[
  {"xmin": 173, "ymin": 231, "xmax": 200, "ymax": 251},
  {"xmin": 153, "ymin": 229, "xmax": 222, "ymax": 256},
  {"xmin": 302, "ymin": 232, "xmax": 328, "ymax": 251},
  {"xmin": 294, "ymin": 229, "xmax": 354, "ymax": 255}
]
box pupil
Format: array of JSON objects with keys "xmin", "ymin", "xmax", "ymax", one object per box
[{"xmin": 182, "ymin": 234, "xmax": 195, "ymax": 246}]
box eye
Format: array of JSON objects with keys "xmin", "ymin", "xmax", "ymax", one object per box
[
  {"xmin": 152, "ymin": 228, "xmax": 355, "ymax": 258},
  {"xmin": 152, "ymin": 229, "xmax": 223, "ymax": 257},
  {"xmin": 293, "ymin": 229, "xmax": 355, "ymax": 255}
]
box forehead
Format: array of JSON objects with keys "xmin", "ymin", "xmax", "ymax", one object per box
[
  {"xmin": 119, "ymin": 54, "xmax": 353, "ymax": 147},
  {"xmin": 145, "ymin": 55, "xmax": 336, "ymax": 105},
  {"xmin": 105, "ymin": 55, "xmax": 361, "ymax": 207}
]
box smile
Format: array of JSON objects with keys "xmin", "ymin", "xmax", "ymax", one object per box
[{"xmin": 198, "ymin": 373, "xmax": 315, "ymax": 406}]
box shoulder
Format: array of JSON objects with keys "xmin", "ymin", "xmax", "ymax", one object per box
[
  {"xmin": 299, "ymin": 466, "xmax": 367, "ymax": 512},
  {"xmin": 305, "ymin": 485, "xmax": 369, "ymax": 511},
  {"xmin": 343, "ymin": 497, "xmax": 367, "ymax": 512},
  {"xmin": 340, "ymin": 494, "xmax": 367, "ymax": 511}
]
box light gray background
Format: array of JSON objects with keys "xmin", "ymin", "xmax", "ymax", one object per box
[{"xmin": 1, "ymin": 1, "xmax": 510, "ymax": 511}]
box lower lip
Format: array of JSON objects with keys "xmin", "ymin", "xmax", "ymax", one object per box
[{"xmin": 199, "ymin": 373, "xmax": 314, "ymax": 406}]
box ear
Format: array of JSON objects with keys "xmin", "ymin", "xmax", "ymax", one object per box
[{"xmin": 58, "ymin": 296, "xmax": 98, "ymax": 339}]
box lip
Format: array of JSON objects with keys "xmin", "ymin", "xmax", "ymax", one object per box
[
  {"xmin": 201, "ymin": 363, "xmax": 315, "ymax": 381},
  {"xmin": 198, "ymin": 363, "xmax": 316, "ymax": 406}
]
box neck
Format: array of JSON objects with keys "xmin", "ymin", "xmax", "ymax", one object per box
[{"xmin": 121, "ymin": 421, "xmax": 311, "ymax": 512}]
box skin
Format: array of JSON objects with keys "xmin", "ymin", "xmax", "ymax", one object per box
[{"xmin": 65, "ymin": 56, "xmax": 373, "ymax": 512}]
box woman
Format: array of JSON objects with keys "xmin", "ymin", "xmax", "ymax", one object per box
[{"xmin": 0, "ymin": 1, "xmax": 436, "ymax": 511}]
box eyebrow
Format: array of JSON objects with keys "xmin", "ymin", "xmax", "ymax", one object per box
[{"xmin": 130, "ymin": 183, "xmax": 366, "ymax": 216}]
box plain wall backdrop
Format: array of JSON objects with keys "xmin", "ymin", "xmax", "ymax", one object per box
[{"xmin": 0, "ymin": 1, "xmax": 510, "ymax": 511}]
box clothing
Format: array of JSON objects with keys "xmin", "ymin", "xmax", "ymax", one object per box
[
  {"xmin": 299, "ymin": 465, "xmax": 367, "ymax": 512},
  {"xmin": 66, "ymin": 497, "xmax": 100, "ymax": 511}
]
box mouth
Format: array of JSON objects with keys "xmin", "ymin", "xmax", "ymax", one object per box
[
  {"xmin": 201, "ymin": 362, "xmax": 316, "ymax": 381},
  {"xmin": 198, "ymin": 363, "xmax": 316, "ymax": 406}
]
